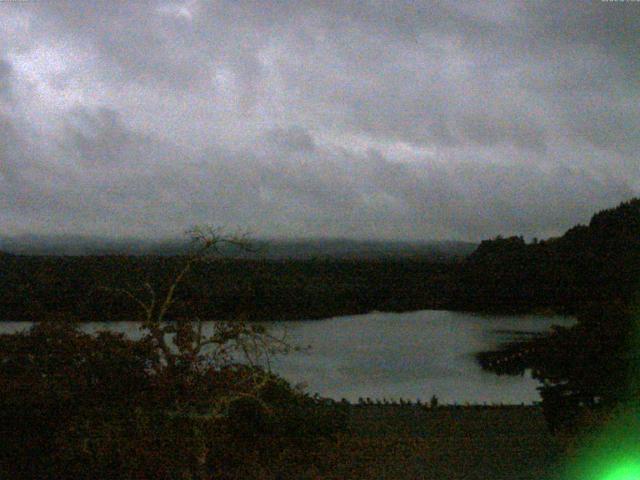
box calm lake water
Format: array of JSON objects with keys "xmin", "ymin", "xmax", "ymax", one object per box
[{"xmin": 0, "ymin": 310, "xmax": 574, "ymax": 404}]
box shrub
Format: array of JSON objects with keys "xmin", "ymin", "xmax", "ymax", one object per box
[{"xmin": 0, "ymin": 229, "xmax": 344, "ymax": 479}]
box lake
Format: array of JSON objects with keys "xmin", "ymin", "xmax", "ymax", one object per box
[{"xmin": 0, "ymin": 310, "xmax": 574, "ymax": 404}]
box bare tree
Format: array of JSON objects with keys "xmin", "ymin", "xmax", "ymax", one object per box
[{"xmin": 102, "ymin": 226, "xmax": 297, "ymax": 417}]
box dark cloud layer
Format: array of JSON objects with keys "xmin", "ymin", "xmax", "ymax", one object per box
[{"xmin": 0, "ymin": 1, "xmax": 638, "ymax": 241}]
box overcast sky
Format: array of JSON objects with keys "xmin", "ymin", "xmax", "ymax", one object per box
[{"xmin": 0, "ymin": 1, "xmax": 638, "ymax": 242}]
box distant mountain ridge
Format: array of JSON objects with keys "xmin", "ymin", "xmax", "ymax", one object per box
[
  {"xmin": 2, "ymin": 199, "xmax": 638, "ymax": 322},
  {"xmin": 0, "ymin": 235, "xmax": 476, "ymax": 260}
]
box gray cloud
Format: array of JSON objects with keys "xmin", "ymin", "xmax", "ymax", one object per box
[
  {"xmin": 0, "ymin": 1, "xmax": 638, "ymax": 241},
  {"xmin": 0, "ymin": 59, "xmax": 12, "ymax": 101},
  {"xmin": 0, "ymin": 116, "xmax": 21, "ymax": 184}
]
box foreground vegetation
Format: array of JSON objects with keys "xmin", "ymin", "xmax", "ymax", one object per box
[
  {"xmin": 0, "ymin": 313, "xmax": 621, "ymax": 480},
  {"xmin": 0, "ymin": 320, "xmax": 348, "ymax": 479},
  {"xmin": 0, "ymin": 319, "xmax": 561, "ymax": 480},
  {"xmin": 0, "ymin": 231, "xmax": 348, "ymax": 479}
]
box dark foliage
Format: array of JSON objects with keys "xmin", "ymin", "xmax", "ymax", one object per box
[
  {"xmin": 0, "ymin": 321, "xmax": 346, "ymax": 479},
  {"xmin": 453, "ymin": 198, "xmax": 640, "ymax": 313},
  {"xmin": 0, "ymin": 255, "xmax": 453, "ymax": 323},
  {"xmin": 478, "ymin": 299, "xmax": 640, "ymax": 433},
  {"xmin": 474, "ymin": 199, "xmax": 640, "ymax": 432}
]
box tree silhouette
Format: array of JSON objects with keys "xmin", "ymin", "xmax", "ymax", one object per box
[{"xmin": 0, "ymin": 228, "xmax": 342, "ymax": 479}]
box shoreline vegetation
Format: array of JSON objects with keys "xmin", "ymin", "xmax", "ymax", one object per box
[
  {"xmin": 2, "ymin": 199, "xmax": 638, "ymax": 324},
  {"xmin": 0, "ymin": 255, "xmax": 456, "ymax": 323}
]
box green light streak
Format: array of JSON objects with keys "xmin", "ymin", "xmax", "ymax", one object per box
[
  {"xmin": 602, "ymin": 461, "xmax": 640, "ymax": 480},
  {"xmin": 563, "ymin": 392, "xmax": 640, "ymax": 480},
  {"xmin": 558, "ymin": 303, "xmax": 640, "ymax": 480}
]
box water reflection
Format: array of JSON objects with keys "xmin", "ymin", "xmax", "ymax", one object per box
[
  {"xmin": 0, "ymin": 310, "xmax": 574, "ymax": 404},
  {"xmin": 263, "ymin": 310, "xmax": 574, "ymax": 404}
]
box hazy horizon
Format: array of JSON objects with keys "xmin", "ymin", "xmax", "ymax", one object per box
[{"xmin": 0, "ymin": 233, "xmax": 478, "ymax": 258}]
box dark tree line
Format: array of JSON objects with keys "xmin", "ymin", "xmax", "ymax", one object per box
[
  {"xmin": 476, "ymin": 198, "xmax": 640, "ymax": 432},
  {"xmin": 0, "ymin": 254, "xmax": 453, "ymax": 323},
  {"xmin": 3, "ymin": 200, "xmax": 639, "ymax": 324},
  {"xmin": 452, "ymin": 199, "xmax": 640, "ymax": 313}
]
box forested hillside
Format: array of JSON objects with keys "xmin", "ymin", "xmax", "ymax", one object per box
[
  {"xmin": 452, "ymin": 198, "xmax": 640, "ymax": 313},
  {"xmin": 0, "ymin": 255, "xmax": 452, "ymax": 322},
  {"xmin": 475, "ymin": 198, "xmax": 640, "ymax": 433}
]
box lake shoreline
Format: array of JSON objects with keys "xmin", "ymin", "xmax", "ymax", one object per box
[
  {"xmin": 0, "ymin": 311, "xmax": 573, "ymax": 405},
  {"xmin": 0, "ymin": 303, "xmax": 571, "ymax": 323}
]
